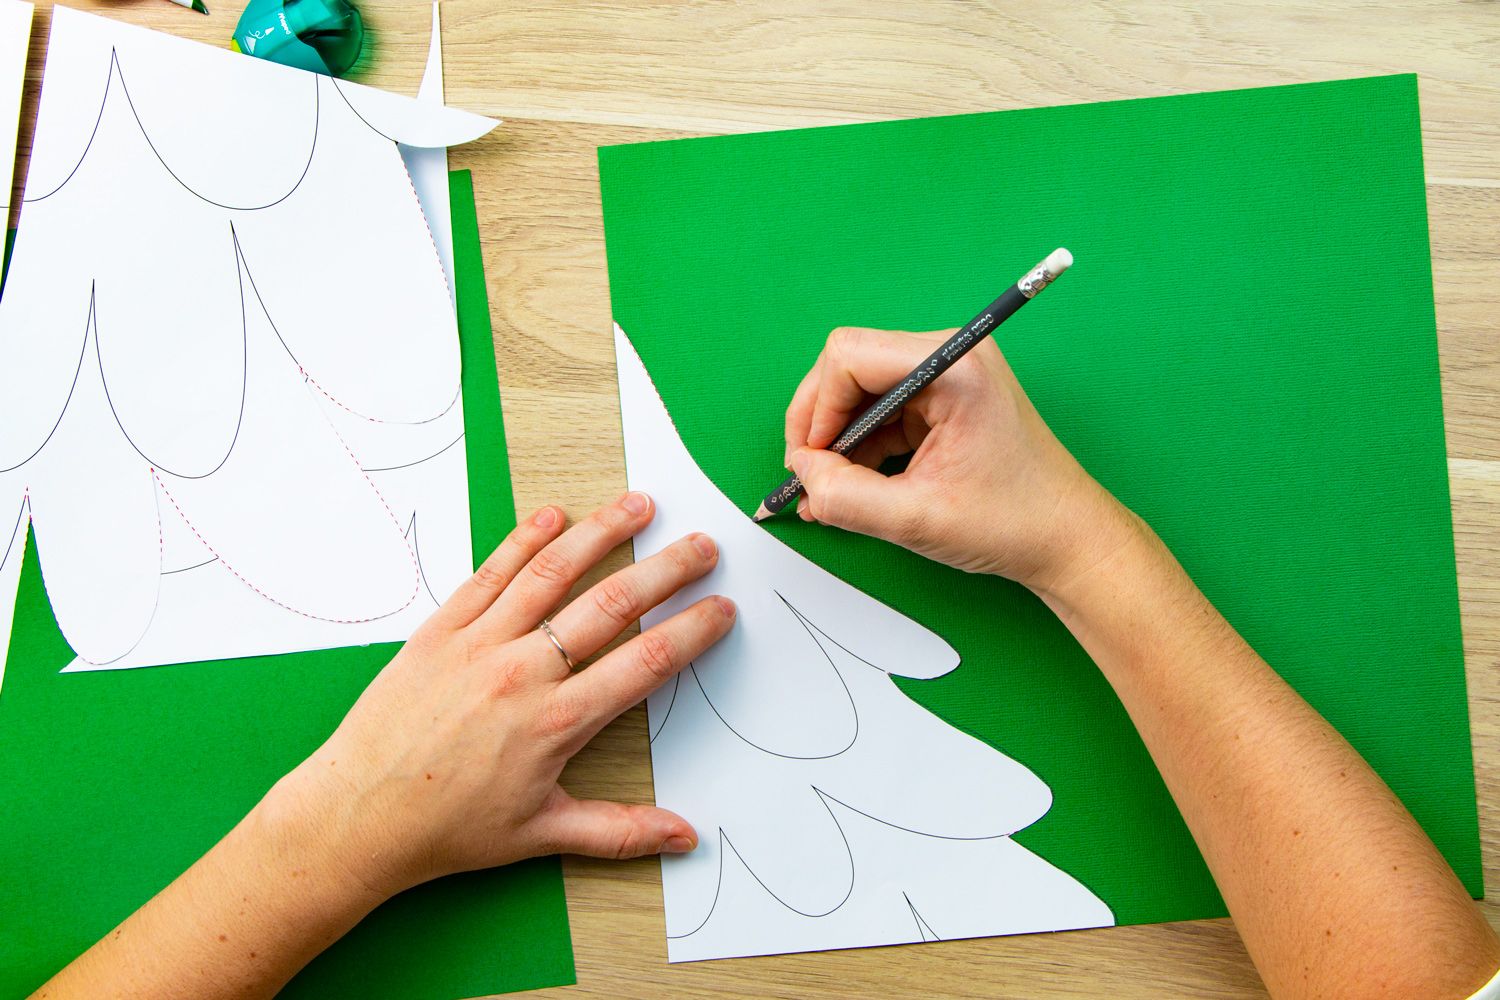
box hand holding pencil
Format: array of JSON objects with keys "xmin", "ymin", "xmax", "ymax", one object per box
[
  {"xmin": 756, "ymin": 249, "xmax": 1072, "ymax": 521},
  {"xmin": 780, "ymin": 321, "xmax": 1117, "ymax": 588},
  {"xmin": 766, "ymin": 249, "xmax": 1117, "ymax": 588}
]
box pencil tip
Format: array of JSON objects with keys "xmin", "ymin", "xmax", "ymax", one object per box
[{"xmin": 751, "ymin": 504, "xmax": 772, "ymax": 523}]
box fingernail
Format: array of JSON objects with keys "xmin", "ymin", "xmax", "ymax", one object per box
[
  {"xmin": 691, "ymin": 533, "xmax": 717, "ymax": 559},
  {"xmin": 662, "ymin": 835, "xmax": 696, "ymax": 854},
  {"xmin": 533, "ymin": 506, "xmax": 560, "ymax": 529},
  {"xmin": 788, "ymin": 451, "xmax": 804, "ymax": 475},
  {"xmin": 713, "ymin": 596, "xmax": 736, "ymax": 618},
  {"xmin": 622, "ymin": 491, "xmax": 651, "ymax": 515},
  {"xmin": 796, "ymin": 496, "xmax": 811, "ymax": 522}
]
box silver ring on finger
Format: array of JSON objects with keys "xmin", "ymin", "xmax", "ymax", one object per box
[{"xmin": 538, "ymin": 618, "xmax": 575, "ymax": 669}]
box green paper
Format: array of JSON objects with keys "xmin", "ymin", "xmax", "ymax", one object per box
[
  {"xmin": 0, "ymin": 171, "xmax": 574, "ymax": 997},
  {"xmin": 598, "ymin": 75, "xmax": 1480, "ymax": 926}
]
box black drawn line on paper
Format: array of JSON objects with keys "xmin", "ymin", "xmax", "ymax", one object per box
[
  {"xmin": 793, "ymin": 599, "xmax": 910, "ymax": 679},
  {"xmin": 666, "ymin": 827, "xmax": 726, "ymax": 941},
  {"xmin": 687, "ymin": 591, "xmax": 859, "ymax": 760},
  {"xmin": 236, "ymin": 225, "xmax": 461, "ymax": 427},
  {"xmin": 660, "ymin": 588, "xmax": 1025, "ymax": 944},
  {"xmin": 7, "ymin": 272, "xmax": 422, "ymax": 629},
  {"xmin": 689, "ymin": 660, "xmax": 855, "ymax": 761},
  {"xmin": 362, "ymin": 431, "xmax": 464, "ymax": 473},
  {"xmin": 404, "ymin": 511, "xmax": 441, "ymax": 608},
  {"xmin": 724, "ymin": 789, "xmax": 856, "ymax": 917},
  {"xmin": 0, "ymin": 374, "xmax": 163, "ymax": 667},
  {"xmin": 903, "ymin": 892, "xmax": 941, "ymax": 942},
  {"xmin": 904, "ymin": 893, "xmax": 928, "ymax": 941},
  {"xmin": 108, "ymin": 228, "xmax": 426, "ymax": 627},
  {"xmin": 330, "ymin": 69, "xmax": 473, "ymax": 317},
  {"xmin": 153, "ymin": 468, "xmax": 419, "ymax": 626},
  {"xmin": 22, "ymin": 48, "xmax": 116, "ymax": 204},
  {"xmin": 6, "ymin": 42, "xmax": 454, "ymax": 650},
  {"xmin": 672, "ymin": 783, "xmax": 1020, "ymax": 942},
  {"xmin": 0, "ymin": 495, "xmax": 30, "ymax": 577},
  {"xmin": 669, "ymin": 786, "xmax": 856, "ymax": 940},
  {"xmin": 620, "ymin": 325, "xmax": 1106, "ymax": 949},
  {"xmin": 161, "ymin": 556, "xmax": 218, "ymax": 576},
  {"xmin": 328, "ymin": 75, "xmax": 399, "ymax": 144},
  {"xmin": 128, "ymin": 232, "xmax": 425, "ymax": 626},
  {"xmin": 70, "ymin": 467, "xmax": 166, "ymax": 667},
  {"xmin": 813, "ymin": 786, "xmax": 1015, "ymax": 843},
  {"xmin": 95, "ymin": 224, "xmax": 248, "ymax": 480},
  {"xmin": 29, "ymin": 49, "xmax": 319, "ymax": 210},
  {"xmin": 22, "ymin": 44, "xmax": 456, "ymax": 427},
  {"xmin": 648, "ymin": 672, "xmax": 679, "ymax": 745},
  {"xmin": 0, "ymin": 291, "xmax": 92, "ymax": 474}
]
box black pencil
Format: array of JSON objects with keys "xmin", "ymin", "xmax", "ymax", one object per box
[{"xmin": 752, "ymin": 248, "xmax": 1074, "ymax": 523}]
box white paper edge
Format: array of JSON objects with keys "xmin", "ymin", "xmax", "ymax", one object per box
[{"xmin": 398, "ymin": 1, "xmax": 456, "ymax": 305}]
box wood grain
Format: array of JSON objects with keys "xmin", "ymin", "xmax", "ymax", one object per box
[{"xmin": 8, "ymin": 2, "xmax": 1498, "ymax": 997}]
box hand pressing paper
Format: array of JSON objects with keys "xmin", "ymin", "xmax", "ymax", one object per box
[
  {"xmin": 0, "ymin": 6, "xmax": 497, "ymax": 684},
  {"xmin": 614, "ymin": 325, "xmax": 1112, "ymax": 962}
]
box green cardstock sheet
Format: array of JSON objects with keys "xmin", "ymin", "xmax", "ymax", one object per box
[
  {"xmin": 0, "ymin": 171, "xmax": 575, "ymax": 997},
  {"xmin": 598, "ymin": 75, "xmax": 1480, "ymax": 927}
]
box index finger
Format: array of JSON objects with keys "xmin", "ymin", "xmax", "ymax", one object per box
[
  {"xmin": 807, "ymin": 327, "xmax": 951, "ymax": 449},
  {"xmin": 471, "ymin": 493, "xmax": 655, "ymax": 642},
  {"xmin": 429, "ymin": 505, "xmax": 566, "ymax": 630},
  {"xmin": 782, "ymin": 347, "xmax": 825, "ymax": 468}
]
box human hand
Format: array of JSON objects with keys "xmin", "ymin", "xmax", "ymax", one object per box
[
  {"xmin": 262, "ymin": 493, "xmax": 735, "ymax": 900},
  {"xmin": 785, "ymin": 327, "xmax": 1129, "ymax": 590}
]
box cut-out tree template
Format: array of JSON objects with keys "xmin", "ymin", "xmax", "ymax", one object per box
[
  {"xmin": 0, "ymin": 6, "xmax": 496, "ymax": 685},
  {"xmin": 616, "ymin": 327, "xmax": 1113, "ymax": 962}
]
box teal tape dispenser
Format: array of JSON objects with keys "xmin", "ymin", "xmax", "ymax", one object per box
[{"xmin": 230, "ymin": 0, "xmax": 365, "ymax": 77}]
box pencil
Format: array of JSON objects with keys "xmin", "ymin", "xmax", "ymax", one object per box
[{"xmin": 752, "ymin": 247, "xmax": 1073, "ymax": 523}]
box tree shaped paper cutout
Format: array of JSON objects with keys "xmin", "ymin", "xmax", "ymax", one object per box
[
  {"xmin": 615, "ymin": 325, "xmax": 1113, "ymax": 962},
  {"xmin": 0, "ymin": 6, "xmax": 496, "ymax": 682}
]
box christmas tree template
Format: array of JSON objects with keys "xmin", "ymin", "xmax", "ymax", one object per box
[
  {"xmin": 615, "ymin": 325, "xmax": 1113, "ymax": 962},
  {"xmin": 0, "ymin": 6, "xmax": 496, "ymax": 685}
]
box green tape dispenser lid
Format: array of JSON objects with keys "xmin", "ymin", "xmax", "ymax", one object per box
[{"xmin": 231, "ymin": 0, "xmax": 364, "ymax": 77}]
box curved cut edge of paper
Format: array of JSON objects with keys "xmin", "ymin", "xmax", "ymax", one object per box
[
  {"xmin": 613, "ymin": 322, "xmax": 1114, "ymax": 961},
  {"xmin": 332, "ymin": 75, "xmax": 498, "ymax": 148}
]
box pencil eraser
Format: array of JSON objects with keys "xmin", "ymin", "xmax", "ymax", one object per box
[{"xmin": 1045, "ymin": 247, "xmax": 1073, "ymax": 276}]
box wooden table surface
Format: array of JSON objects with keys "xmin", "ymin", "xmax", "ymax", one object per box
[{"xmin": 10, "ymin": 2, "xmax": 1499, "ymax": 997}]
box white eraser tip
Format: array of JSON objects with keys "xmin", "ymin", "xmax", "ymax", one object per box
[{"xmin": 1045, "ymin": 247, "xmax": 1073, "ymax": 275}]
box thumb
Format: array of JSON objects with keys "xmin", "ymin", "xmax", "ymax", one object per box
[
  {"xmin": 790, "ymin": 447, "xmax": 916, "ymax": 543},
  {"xmin": 533, "ymin": 792, "xmax": 698, "ymax": 860}
]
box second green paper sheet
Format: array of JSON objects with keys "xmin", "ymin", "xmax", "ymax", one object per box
[{"xmin": 598, "ymin": 75, "xmax": 1479, "ymax": 926}]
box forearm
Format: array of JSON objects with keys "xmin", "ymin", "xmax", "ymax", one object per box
[
  {"xmin": 34, "ymin": 768, "xmax": 385, "ymax": 1000},
  {"xmin": 1038, "ymin": 495, "xmax": 1499, "ymax": 999}
]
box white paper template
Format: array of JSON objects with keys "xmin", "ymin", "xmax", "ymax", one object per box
[
  {"xmin": 399, "ymin": 1, "xmax": 456, "ymax": 303},
  {"xmin": 0, "ymin": 6, "xmax": 497, "ymax": 680},
  {"xmin": 614, "ymin": 326, "xmax": 1113, "ymax": 962},
  {"xmin": 0, "ymin": 0, "xmax": 31, "ymax": 223}
]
